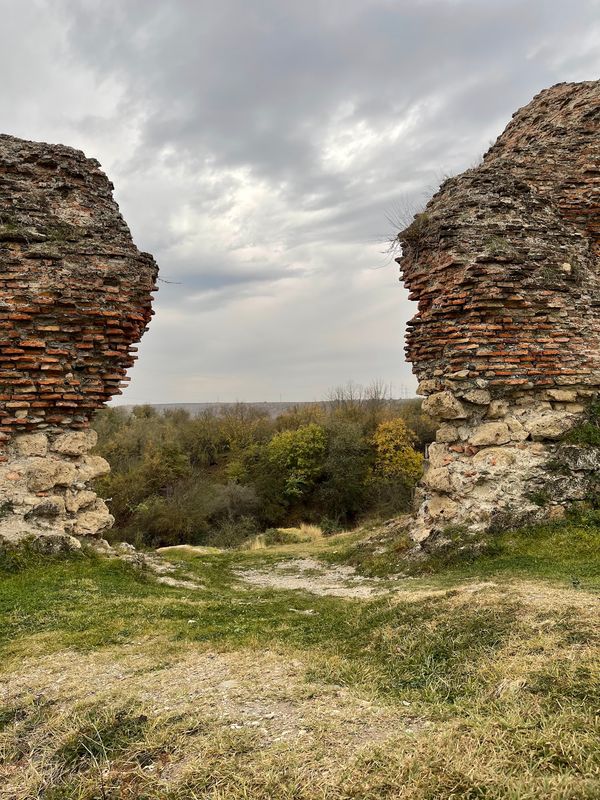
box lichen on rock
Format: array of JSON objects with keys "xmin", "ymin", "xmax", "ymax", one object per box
[
  {"xmin": 0, "ymin": 134, "xmax": 157, "ymax": 545},
  {"xmin": 397, "ymin": 81, "xmax": 600, "ymax": 543}
]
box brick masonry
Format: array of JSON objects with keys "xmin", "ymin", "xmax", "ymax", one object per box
[
  {"xmin": 397, "ymin": 81, "xmax": 600, "ymax": 542},
  {"xmin": 0, "ymin": 135, "xmax": 157, "ymax": 545}
]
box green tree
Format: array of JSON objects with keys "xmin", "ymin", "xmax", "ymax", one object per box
[
  {"xmin": 267, "ymin": 423, "xmax": 327, "ymax": 498},
  {"xmin": 317, "ymin": 420, "xmax": 371, "ymax": 524}
]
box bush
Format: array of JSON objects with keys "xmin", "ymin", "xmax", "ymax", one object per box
[
  {"xmin": 206, "ymin": 516, "xmax": 259, "ymax": 548},
  {"xmin": 320, "ymin": 517, "xmax": 343, "ymax": 535},
  {"xmin": 262, "ymin": 528, "xmax": 304, "ymax": 545},
  {"xmin": 317, "ymin": 420, "xmax": 371, "ymax": 524},
  {"xmin": 564, "ymin": 402, "xmax": 600, "ymax": 446},
  {"xmin": 371, "ymin": 418, "xmax": 424, "ymax": 484},
  {"xmin": 111, "ymin": 484, "xmax": 218, "ymax": 548}
]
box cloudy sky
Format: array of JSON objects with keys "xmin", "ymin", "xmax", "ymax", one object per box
[{"xmin": 2, "ymin": 1, "xmax": 599, "ymax": 403}]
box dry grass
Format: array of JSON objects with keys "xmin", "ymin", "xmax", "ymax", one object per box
[
  {"xmin": 289, "ymin": 524, "xmax": 325, "ymax": 540},
  {"xmin": 243, "ymin": 523, "xmax": 326, "ymax": 551},
  {"xmin": 0, "ymin": 645, "xmax": 417, "ymax": 799}
]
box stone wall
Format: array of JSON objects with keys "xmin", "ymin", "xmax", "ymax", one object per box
[
  {"xmin": 0, "ymin": 135, "xmax": 157, "ymax": 545},
  {"xmin": 397, "ymin": 81, "xmax": 600, "ymax": 543}
]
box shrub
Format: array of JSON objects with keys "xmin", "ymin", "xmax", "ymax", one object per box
[
  {"xmin": 399, "ymin": 212, "xmax": 433, "ymax": 255},
  {"xmin": 114, "ymin": 486, "xmax": 216, "ymax": 548},
  {"xmin": 262, "ymin": 528, "xmax": 304, "ymax": 546},
  {"xmin": 320, "ymin": 517, "xmax": 343, "ymax": 535},
  {"xmin": 206, "ymin": 515, "xmax": 259, "ymax": 548},
  {"xmin": 564, "ymin": 402, "xmax": 600, "ymax": 446}
]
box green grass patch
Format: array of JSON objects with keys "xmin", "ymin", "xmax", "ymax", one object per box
[
  {"xmin": 0, "ymin": 537, "xmax": 87, "ymax": 575},
  {"xmin": 54, "ymin": 707, "xmax": 149, "ymax": 770},
  {"xmin": 326, "ymin": 518, "xmax": 600, "ymax": 588}
]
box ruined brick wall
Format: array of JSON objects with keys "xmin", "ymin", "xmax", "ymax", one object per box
[
  {"xmin": 398, "ymin": 81, "xmax": 600, "ymax": 542},
  {"xmin": 0, "ymin": 135, "xmax": 157, "ymax": 545}
]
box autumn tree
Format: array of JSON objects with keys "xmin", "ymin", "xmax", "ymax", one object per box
[{"xmin": 372, "ymin": 417, "xmax": 424, "ymax": 485}]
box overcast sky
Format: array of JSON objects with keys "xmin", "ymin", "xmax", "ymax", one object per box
[{"xmin": 2, "ymin": 1, "xmax": 599, "ymax": 403}]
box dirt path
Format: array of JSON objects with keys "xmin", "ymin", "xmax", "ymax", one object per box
[
  {"xmin": 233, "ymin": 556, "xmax": 600, "ymax": 615},
  {"xmin": 234, "ymin": 557, "xmax": 395, "ymax": 598}
]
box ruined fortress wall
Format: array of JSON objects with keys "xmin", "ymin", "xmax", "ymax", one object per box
[
  {"xmin": 0, "ymin": 135, "xmax": 157, "ymax": 545},
  {"xmin": 398, "ymin": 81, "xmax": 600, "ymax": 543}
]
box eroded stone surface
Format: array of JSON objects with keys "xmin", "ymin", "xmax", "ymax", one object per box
[
  {"xmin": 0, "ymin": 135, "xmax": 157, "ymax": 543},
  {"xmin": 398, "ymin": 81, "xmax": 600, "ymax": 542}
]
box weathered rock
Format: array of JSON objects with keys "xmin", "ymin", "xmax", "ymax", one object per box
[
  {"xmin": 486, "ymin": 400, "xmax": 509, "ymax": 419},
  {"xmin": 15, "ymin": 433, "xmax": 48, "ymax": 457},
  {"xmin": 0, "ymin": 135, "xmax": 157, "ymax": 545},
  {"xmin": 461, "ymin": 389, "xmax": 491, "ymax": 405},
  {"xmin": 398, "ymin": 81, "xmax": 600, "ymax": 543},
  {"xmin": 469, "ymin": 422, "xmax": 511, "ymax": 447},
  {"xmin": 505, "ymin": 416, "xmax": 529, "ymax": 442},
  {"xmin": 524, "ymin": 411, "xmax": 575, "ymax": 440},
  {"xmin": 72, "ymin": 499, "xmax": 114, "ymax": 536},
  {"xmin": 422, "ymin": 391, "xmax": 468, "ymax": 420},
  {"xmin": 554, "ymin": 445, "xmax": 600, "ymax": 472},
  {"xmin": 436, "ymin": 423, "xmax": 459, "ymax": 443},
  {"xmin": 472, "ymin": 447, "xmax": 517, "ymax": 468},
  {"xmin": 417, "ymin": 379, "xmax": 439, "ymax": 396},
  {"xmin": 547, "ymin": 389, "xmax": 578, "ymax": 403},
  {"xmin": 422, "ymin": 467, "xmax": 455, "ymax": 494},
  {"xmin": 64, "ymin": 489, "xmax": 98, "ymax": 513},
  {"xmin": 426, "ymin": 494, "xmax": 458, "ymax": 521},
  {"xmin": 25, "ymin": 496, "xmax": 66, "ymax": 519},
  {"xmin": 52, "ymin": 430, "xmax": 98, "ymax": 457},
  {"xmin": 78, "ymin": 455, "xmax": 111, "ymax": 482},
  {"xmin": 26, "ymin": 458, "xmax": 78, "ymax": 492},
  {"xmin": 427, "ymin": 443, "xmax": 452, "ymax": 469},
  {"xmin": 565, "ymin": 403, "xmax": 586, "ymax": 414}
]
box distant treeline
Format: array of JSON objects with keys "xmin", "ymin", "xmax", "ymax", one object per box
[{"xmin": 93, "ymin": 384, "xmax": 435, "ymax": 548}]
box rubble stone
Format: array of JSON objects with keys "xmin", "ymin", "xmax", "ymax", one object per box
[
  {"xmin": 524, "ymin": 412, "xmax": 576, "ymax": 440},
  {"xmin": 469, "ymin": 422, "xmax": 511, "ymax": 447},
  {"xmin": 26, "ymin": 458, "xmax": 78, "ymax": 492},
  {"xmin": 422, "ymin": 391, "xmax": 468, "ymax": 420},
  {"xmin": 52, "ymin": 430, "xmax": 98, "ymax": 456},
  {"xmin": 15, "ymin": 433, "xmax": 48, "ymax": 457},
  {"xmin": 461, "ymin": 388, "xmax": 491, "ymax": 405}
]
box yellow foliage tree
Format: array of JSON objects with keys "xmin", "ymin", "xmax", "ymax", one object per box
[{"xmin": 372, "ymin": 417, "xmax": 424, "ymax": 486}]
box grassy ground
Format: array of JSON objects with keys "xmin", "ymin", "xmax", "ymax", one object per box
[{"xmin": 0, "ymin": 521, "xmax": 599, "ymax": 799}]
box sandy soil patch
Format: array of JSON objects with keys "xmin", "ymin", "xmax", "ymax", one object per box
[{"xmin": 234, "ymin": 557, "xmax": 395, "ymax": 598}]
